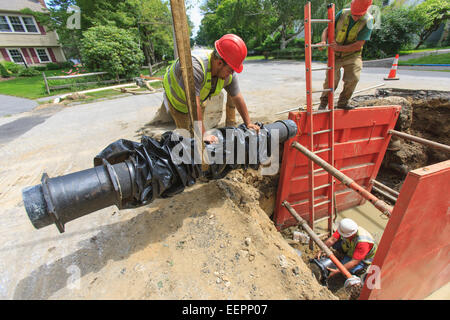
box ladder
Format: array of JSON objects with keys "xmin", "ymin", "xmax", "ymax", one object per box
[{"xmin": 303, "ymin": 2, "xmax": 336, "ymax": 245}]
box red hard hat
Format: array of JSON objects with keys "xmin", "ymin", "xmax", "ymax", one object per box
[
  {"xmin": 350, "ymin": 0, "xmax": 372, "ymax": 16},
  {"xmin": 214, "ymin": 34, "xmax": 247, "ymax": 73}
]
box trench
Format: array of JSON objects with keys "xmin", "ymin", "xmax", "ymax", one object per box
[{"xmin": 235, "ymin": 88, "xmax": 450, "ymax": 300}]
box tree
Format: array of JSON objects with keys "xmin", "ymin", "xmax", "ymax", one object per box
[
  {"xmin": 196, "ymin": 0, "xmax": 276, "ymax": 50},
  {"xmin": 81, "ymin": 26, "xmax": 144, "ymax": 78},
  {"xmin": 411, "ymin": 0, "xmax": 450, "ymax": 49},
  {"xmin": 362, "ymin": 6, "xmax": 420, "ymax": 59}
]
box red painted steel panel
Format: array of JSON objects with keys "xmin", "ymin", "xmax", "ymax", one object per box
[
  {"xmin": 359, "ymin": 160, "xmax": 450, "ymax": 300},
  {"xmin": 274, "ymin": 106, "xmax": 401, "ymax": 230}
]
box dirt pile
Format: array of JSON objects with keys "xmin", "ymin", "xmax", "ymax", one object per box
[{"xmin": 14, "ymin": 168, "xmax": 336, "ymax": 300}]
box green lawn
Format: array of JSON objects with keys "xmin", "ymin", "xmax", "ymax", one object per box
[
  {"xmin": 399, "ymin": 52, "xmax": 450, "ymax": 65},
  {"xmin": 399, "ymin": 46, "xmax": 450, "ymax": 55},
  {"xmin": 0, "ymin": 68, "xmax": 165, "ymax": 100}
]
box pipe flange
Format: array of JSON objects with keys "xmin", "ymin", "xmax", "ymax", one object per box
[
  {"xmin": 102, "ymin": 159, "xmax": 123, "ymax": 209},
  {"xmin": 124, "ymin": 159, "xmax": 136, "ymax": 200},
  {"xmin": 41, "ymin": 173, "xmax": 65, "ymax": 233}
]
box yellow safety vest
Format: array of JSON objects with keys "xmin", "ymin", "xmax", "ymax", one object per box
[
  {"xmin": 335, "ymin": 8, "xmax": 372, "ymax": 59},
  {"xmin": 341, "ymin": 226, "xmax": 377, "ymax": 264},
  {"xmin": 163, "ymin": 52, "xmax": 232, "ymax": 114}
]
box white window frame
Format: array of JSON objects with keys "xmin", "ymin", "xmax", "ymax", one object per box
[
  {"xmin": 0, "ymin": 15, "xmax": 40, "ymax": 34},
  {"xmin": 0, "ymin": 15, "xmax": 12, "ymax": 32},
  {"xmin": 6, "ymin": 48, "xmax": 26, "ymax": 64},
  {"xmin": 35, "ymin": 48, "xmax": 51, "ymax": 63}
]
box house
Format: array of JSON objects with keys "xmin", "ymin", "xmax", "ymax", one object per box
[{"xmin": 0, "ymin": 0, "xmax": 66, "ymax": 66}]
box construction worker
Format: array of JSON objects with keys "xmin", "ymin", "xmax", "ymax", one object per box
[
  {"xmin": 317, "ymin": 0, "xmax": 374, "ymax": 110},
  {"xmin": 318, "ymin": 218, "xmax": 378, "ymax": 278},
  {"xmin": 162, "ymin": 34, "xmax": 260, "ymax": 143}
]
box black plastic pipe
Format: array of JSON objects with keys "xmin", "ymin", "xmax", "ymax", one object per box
[{"xmin": 22, "ymin": 120, "xmax": 297, "ymax": 233}]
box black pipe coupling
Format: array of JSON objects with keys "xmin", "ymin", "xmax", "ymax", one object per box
[{"xmin": 22, "ymin": 120, "xmax": 297, "ymax": 233}]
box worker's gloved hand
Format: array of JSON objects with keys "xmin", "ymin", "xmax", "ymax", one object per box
[
  {"xmin": 203, "ymin": 134, "xmax": 219, "ymax": 144},
  {"xmin": 246, "ymin": 123, "xmax": 260, "ymax": 133},
  {"xmin": 326, "ymin": 267, "xmax": 340, "ymax": 278},
  {"xmin": 316, "ymin": 251, "xmax": 326, "ymax": 260}
]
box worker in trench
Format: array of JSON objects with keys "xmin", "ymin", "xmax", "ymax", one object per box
[
  {"xmin": 160, "ymin": 33, "xmax": 260, "ymax": 143},
  {"xmin": 317, "ymin": 0, "xmax": 375, "ymax": 110},
  {"xmin": 317, "ymin": 218, "xmax": 378, "ymax": 279}
]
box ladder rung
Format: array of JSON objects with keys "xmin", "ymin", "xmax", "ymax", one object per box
[
  {"xmin": 311, "ymin": 89, "xmax": 332, "ymax": 93},
  {"xmin": 313, "ymin": 199, "xmax": 331, "ymax": 208},
  {"xmin": 312, "ymin": 129, "xmax": 332, "ymax": 135},
  {"xmin": 311, "ymin": 44, "xmax": 329, "ymax": 48},
  {"xmin": 313, "ymin": 183, "xmax": 331, "ymax": 191},
  {"xmin": 314, "ymin": 216, "xmax": 331, "ymax": 224},
  {"xmin": 314, "ymin": 168, "xmax": 325, "ymax": 174},
  {"xmin": 310, "ymin": 19, "xmax": 332, "ymax": 23},
  {"xmin": 314, "ymin": 148, "xmax": 331, "ymax": 154},
  {"xmin": 311, "ymin": 67, "xmax": 332, "ymax": 71}
]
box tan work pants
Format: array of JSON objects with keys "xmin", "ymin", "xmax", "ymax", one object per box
[
  {"xmin": 320, "ymin": 54, "xmax": 363, "ymax": 108},
  {"xmin": 165, "ymin": 93, "xmax": 237, "ymax": 131}
]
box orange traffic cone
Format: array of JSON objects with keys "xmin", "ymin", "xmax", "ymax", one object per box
[{"xmin": 384, "ymin": 54, "xmax": 400, "ymax": 80}]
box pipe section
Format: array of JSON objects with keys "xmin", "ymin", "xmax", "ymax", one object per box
[{"xmin": 22, "ymin": 120, "xmax": 297, "ymax": 233}]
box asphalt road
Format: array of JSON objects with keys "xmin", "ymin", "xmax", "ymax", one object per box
[{"xmin": 0, "ymin": 60, "xmax": 449, "ymax": 145}]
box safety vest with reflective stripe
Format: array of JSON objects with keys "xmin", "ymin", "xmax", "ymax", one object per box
[
  {"xmin": 335, "ymin": 8, "xmax": 372, "ymax": 59},
  {"xmin": 341, "ymin": 226, "xmax": 377, "ymax": 264},
  {"xmin": 163, "ymin": 52, "xmax": 232, "ymax": 114}
]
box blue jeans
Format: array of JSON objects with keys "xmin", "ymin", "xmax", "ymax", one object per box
[{"xmin": 331, "ymin": 239, "xmax": 366, "ymax": 275}]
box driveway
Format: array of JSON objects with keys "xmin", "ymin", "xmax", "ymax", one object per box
[{"xmin": 0, "ymin": 94, "xmax": 38, "ymax": 117}]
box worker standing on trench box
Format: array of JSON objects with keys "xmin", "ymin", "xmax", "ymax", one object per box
[
  {"xmin": 162, "ymin": 34, "xmax": 260, "ymax": 143},
  {"xmin": 317, "ymin": 0, "xmax": 375, "ymax": 110},
  {"xmin": 318, "ymin": 218, "xmax": 378, "ymax": 278}
]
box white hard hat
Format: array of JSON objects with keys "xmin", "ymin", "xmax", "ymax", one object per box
[{"xmin": 337, "ymin": 218, "xmax": 358, "ymax": 238}]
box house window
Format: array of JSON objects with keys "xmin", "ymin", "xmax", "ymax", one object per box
[
  {"xmin": 7, "ymin": 49, "xmax": 25, "ymax": 64},
  {"xmin": 8, "ymin": 16, "xmax": 25, "ymax": 32},
  {"xmin": 0, "ymin": 16, "xmax": 39, "ymax": 33},
  {"xmin": 22, "ymin": 17, "xmax": 38, "ymax": 33},
  {"xmin": 36, "ymin": 49, "xmax": 50, "ymax": 63},
  {"xmin": 0, "ymin": 16, "xmax": 11, "ymax": 32}
]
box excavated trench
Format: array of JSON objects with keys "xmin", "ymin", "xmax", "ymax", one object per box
[{"xmin": 232, "ymin": 88, "xmax": 450, "ymax": 300}]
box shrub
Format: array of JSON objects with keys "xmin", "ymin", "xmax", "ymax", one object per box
[
  {"xmin": 0, "ymin": 62, "xmax": 10, "ymax": 78},
  {"xmin": 17, "ymin": 67, "xmax": 41, "ymax": 77},
  {"xmin": 81, "ymin": 26, "xmax": 144, "ymax": 79},
  {"xmin": 2, "ymin": 61, "xmax": 25, "ymax": 75},
  {"xmin": 45, "ymin": 62, "xmax": 61, "ymax": 70}
]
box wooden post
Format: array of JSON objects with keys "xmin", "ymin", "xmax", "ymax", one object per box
[
  {"xmin": 43, "ymin": 72, "xmax": 50, "ymax": 95},
  {"xmin": 169, "ymin": 0, "xmax": 208, "ymax": 170}
]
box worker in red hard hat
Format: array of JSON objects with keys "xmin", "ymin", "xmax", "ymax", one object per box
[
  {"xmin": 162, "ymin": 34, "xmax": 260, "ymax": 143},
  {"xmin": 317, "ymin": 0, "xmax": 375, "ymax": 110},
  {"xmin": 317, "ymin": 218, "xmax": 378, "ymax": 278}
]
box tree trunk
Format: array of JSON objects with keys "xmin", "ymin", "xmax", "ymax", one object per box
[{"xmin": 143, "ymin": 44, "xmax": 153, "ymax": 75}]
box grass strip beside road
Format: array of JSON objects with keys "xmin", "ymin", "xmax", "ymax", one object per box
[{"xmin": 399, "ymin": 53, "xmax": 450, "ymax": 66}]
